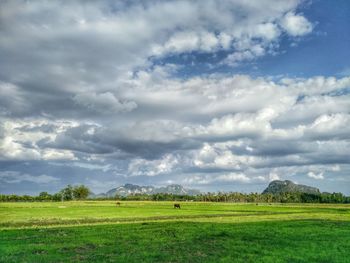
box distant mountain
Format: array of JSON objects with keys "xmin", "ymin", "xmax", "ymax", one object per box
[
  {"xmin": 91, "ymin": 183, "xmax": 201, "ymax": 198},
  {"xmin": 105, "ymin": 184, "xmax": 155, "ymax": 197},
  {"xmin": 262, "ymin": 180, "xmax": 320, "ymax": 195}
]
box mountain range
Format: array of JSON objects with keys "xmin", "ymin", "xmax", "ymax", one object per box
[
  {"xmin": 90, "ymin": 180, "xmax": 321, "ymax": 198},
  {"xmin": 91, "ymin": 183, "xmax": 201, "ymax": 198}
]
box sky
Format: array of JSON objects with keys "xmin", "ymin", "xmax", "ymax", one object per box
[{"xmin": 0, "ymin": 0, "xmax": 350, "ymax": 195}]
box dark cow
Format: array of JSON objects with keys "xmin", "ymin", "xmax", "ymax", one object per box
[
  {"xmin": 174, "ymin": 203, "xmax": 181, "ymax": 209},
  {"xmin": 116, "ymin": 202, "xmax": 121, "ymax": 207}
]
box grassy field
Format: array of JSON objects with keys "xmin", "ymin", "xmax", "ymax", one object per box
[{"xmin": 1, "ymin": 201, "xmax": 350, "ymax": 262}]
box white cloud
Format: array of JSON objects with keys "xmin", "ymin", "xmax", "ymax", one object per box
[
  {"xmin": 128, "ymin": 154, "xmax": 179, "ymax": 176},
  {"xmin": 0, "ymin": 135, "xmax": 41, "ymax": 161},
  {"xmin": 0, "ymin": 119, "xmax": 77, "ymax": 161},
  {"xmin": 280, "ymin": 12, "xmax": 313, "ymax": 36},
  {"xmin": 254, "ymin": 23, "xmax": 280, "ymax": 40},
  {"xmin": 216, "ymin": 173, "xmax": 251, "ymax": 183},
  {"xmin": 225, "ymin": 44, "xmax": 266, "ymax": 65},
  {"xmin": 331, "ymin": 165, "xmax": 341, "ymax": 172},
  {"xmin": 269, "ymin": 172, "xmax": 280, "ymax": 181},
  {"xmin": 153, "ymin": 31, "xmax": 200, "ymax": 55},
  {"xmin": 42, "ymin": 149, "xmax": 77, "ymax": 160},
  {"xmin": 203, "ymin": 110, "xmax": 273, "ymax": 138},
  {"xmin": 305, "ymin": 114, "xmax": 350, "ymax": 140},
  {"xmin": 182, "ymin": 172, "xmax": 263, "ymax": 186},
  {"xmin": 307, "ymin": 171, "xmax": 324, "ymax": 180}
]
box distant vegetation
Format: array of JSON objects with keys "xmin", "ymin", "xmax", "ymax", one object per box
[
  {"xmin": 1, "ymin": 181, "xmax": 349, "ymax": 203},
  {"xmin": 113, "ymin": 191, "xmax": 350, "ymax": 204},
  {"xmin": 0, "ymin": 185, "xmax": 90, "ymax": 202}
]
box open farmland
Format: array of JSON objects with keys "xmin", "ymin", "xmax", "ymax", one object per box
[{"xmin": 1, "ymin": 201, "xmax": 350, "ymax": 262}]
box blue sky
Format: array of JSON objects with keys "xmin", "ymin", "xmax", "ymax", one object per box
[
  {"xmin": 259, "ymin": 0, "xmax": 350, "ymax": 78},
  {"xmin": 158, "ymin": 0, "xmax": 350, "ymax": 79},
  {"xmin": 0, "ymin": 0, "xmax": 349, "ymax": 195}
]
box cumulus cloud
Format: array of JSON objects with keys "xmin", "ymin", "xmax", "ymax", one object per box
[
  {"xmin": 128, "ymin": 154, "xmax": 179, "ymax": 176},
  {"xmin": 2, "ymin": 74, "xmax": 349, "ymax": 181},
  {"xmin": 0, "ymin": 0, "xmax": 313, "ymax": 120},
  {"xmin": 0, "ymin": 0, "xmax": 349, "ymax": 194},
  {"xmin": 304, "ymin": 113, "xmax": 350, "ymax": 140},
  {"xmin": 280, "ymin": 12, "xmax": 313, "ymax": 36}
]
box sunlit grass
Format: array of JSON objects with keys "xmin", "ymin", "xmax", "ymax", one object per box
[
  {"xmin": 1, "ymin": 201, "xmax": 349, "ymax": 262},
  {"xmin": 1, "ymin": 201, "xmax": 349, "ymax": 228}
]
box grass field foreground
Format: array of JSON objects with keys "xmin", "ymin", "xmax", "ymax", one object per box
[{"xmin": 1, "ymin": 201, "xmax": 350, "ymax": 262}]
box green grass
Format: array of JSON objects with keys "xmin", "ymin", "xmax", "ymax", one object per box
[{"xmin": 1, "ymin": 201, "xmax": 350, "ymax": 262}]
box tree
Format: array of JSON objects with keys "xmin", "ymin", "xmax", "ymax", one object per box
[
  {"xmin": 61, "ymin": 185, "xmax": 74, "ymax": 201},
  {"xmin": 52, "ymin": 193, "xmax": 62, "ymax": 201},
  {"xmin": 73, "ymin": 185, "xmax": 90, "ymax": 200},
  {"xmin": 38, "ymin": 191, "xmax": 52, "ymax": 201}
]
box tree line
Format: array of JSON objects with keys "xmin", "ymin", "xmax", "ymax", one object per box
[
  {"xmin": 0, "ymin": 185, "xmax": 90, "ymax": 202},
  {"xmin": 1, "ymin": 185, "xmax": 349, "ymax": 203},
  {"xmin": 112, "ymin": 191, "xmax": 350, "ymax": 203}
]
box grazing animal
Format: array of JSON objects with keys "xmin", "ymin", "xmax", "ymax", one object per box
[
  {"xmin": 174, "ymin": 203, "xmax": 181, "ymax": 209},
  {"xmin": 116, "ymin": 202, "xmax": 121, "ymax": 206}
]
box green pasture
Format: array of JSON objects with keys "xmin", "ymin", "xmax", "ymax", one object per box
[{"xmin": 1, "ymin": 201, "xmax": 350, "ymax": 262}]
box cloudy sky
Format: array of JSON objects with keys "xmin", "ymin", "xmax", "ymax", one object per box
[{"xmin": 1, "ymin": 0, "xmax": 350, "ymax": 195}]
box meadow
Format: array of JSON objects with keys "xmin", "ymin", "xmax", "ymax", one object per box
[{"xmin": 1, "ymin": 201, "xmax": 350, "ymax": 262}]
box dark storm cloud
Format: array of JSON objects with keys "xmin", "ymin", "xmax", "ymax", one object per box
[
  {"xmin": 17, "ymin": 123, "xmax": 59, "ymax": 133},
  {"xmin": 38, "ymin": 123, "xmax": 202, "ymax": 159},
  {"xmin": 37, "ymin": 125, "xmax": 116, "ymax": 155}
]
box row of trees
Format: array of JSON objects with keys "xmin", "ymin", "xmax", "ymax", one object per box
[
  {"xmin": 0, "ymin": 185, "xmax": 90, "ymax": 202},
  {"xmin": 1, "ymin": 186, "xmax": 349, "ymax": 203},
  {"xmin": 111, "ymin": 191, "xmax": 350, "ymax": 203}
]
